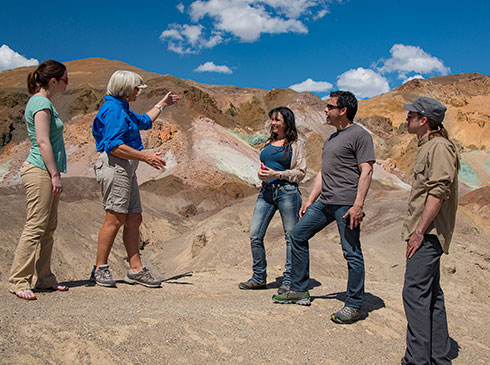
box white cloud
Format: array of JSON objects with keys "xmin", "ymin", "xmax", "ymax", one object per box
[
  {"xmin": 313, "ymin": 9, "xmax": 328, "ymax": 20},
  {"xmin": 189, "ymin": 0, "xmax": 307, "ymax": 42},
  {"xmin": 161, "ymin": 0, "xmax": 331, "ymax": 53},
  {"xmin": 289, "ymin": 78, "xmax": 333, "ymax": 93},
  {"xmin": 378, "ymin": 44, "xmax": 450, "ymax": 77},
  {"xmin": 177, "ymin": 3, "xmax": 185, "ymax": 13},
  {"xmin": 402, "ymin": 74, "xmax": 424, "ymax": 84},
  {"xmin": 337, "ymin": 67, "xmax": 390, "ymax": 98},
  {"xmin": 160, "ymin": 24, "xmax": 223, "ymax": 54},
  {"xmin": 194, "ymin": 61, "xmax": 233, "ymax": 74},
  {"xmin": 0, "ymin": 44, "xmax": 38, "ymax": 71}
]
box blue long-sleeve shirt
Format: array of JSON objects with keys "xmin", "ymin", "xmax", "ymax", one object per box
[{"xmin": 92, "ymin": 96, "xmax": 152, "ymax": 153}]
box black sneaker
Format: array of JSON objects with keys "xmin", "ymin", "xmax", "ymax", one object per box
[
  {"xmin": 93, "ymin": 264, "xmax": 117, "ymax": 287},
  {"xmin": 124, "ymin": 267, "xmax": 161, "ymax": 288},
  {"xmin": 331, "ymin": 306, "xmax": 362, "ymax": 324},
  {"xmin": 238, "ymin": 279, "xmax": 266, "ymax": 290},
  {"xmin": 272, "ymin": 290, "xmax": 311, "ymax": 306}
]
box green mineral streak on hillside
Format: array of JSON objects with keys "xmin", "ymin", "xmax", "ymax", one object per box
[
  {"xmin": 0, "ymin": 163, "xmax": 10, "ymax": 183},
  {"xmin": 227, "ymin": 129, "xmax": 268, "ymax": 147},
  {"xmin": 459, "ymin": 162, "xmax": 481, "ymax": 188}
]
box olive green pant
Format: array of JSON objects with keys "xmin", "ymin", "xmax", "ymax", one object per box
[{"xmin": 8, "ymin": 162, "xmax": 60, "ymax": 291}]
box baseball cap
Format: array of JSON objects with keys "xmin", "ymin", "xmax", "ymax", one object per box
[{"xmin": 404, "ymin": 97, "xmax": 447, "ymax": 124}]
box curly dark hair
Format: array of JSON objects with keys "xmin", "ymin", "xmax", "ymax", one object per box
[
  {"xmin": 266, "ymin": 106, "xmax": 298, "ymax": 147},
  {"xmin": 330, "ymin": 90, "xmax": 358, "ymax": 121}
]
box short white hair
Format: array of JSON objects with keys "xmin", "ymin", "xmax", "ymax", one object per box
[{"xmin": 106, "ymin": 70, "xmax": 147, "ymax": 98}]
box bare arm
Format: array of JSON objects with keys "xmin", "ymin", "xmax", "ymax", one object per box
[
  {"xmin": 343, "ymin": 161, "xmax": 374, "ymax": 229},
  {"xmin": 111, "ymin": 144, "xmax": 166, "ymax": 170},
  {"xmin": 406, "ymin": 195, "xmax": 444, "ymax": 258},
  {"xmin": 34, "ymin": 109, "xmax": 62, "ymax": 194},
  {"xmin": 299, "ymin": 171, "xmax": 322, "ymax": 218},
  {"xmin": 145, "ymin": 91, "xmax": 180, "ymax": 122}
]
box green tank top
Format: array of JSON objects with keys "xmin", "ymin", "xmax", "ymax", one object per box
[{"xmin": 24, "ymin": 95, "xmax": 66, "ymax": 173}]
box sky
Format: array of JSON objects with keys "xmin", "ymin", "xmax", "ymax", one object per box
[{"xmin": 1, "ymin": 0, "xmax": 489, "ymax": 99}]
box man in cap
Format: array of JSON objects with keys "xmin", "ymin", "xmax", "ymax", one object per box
[
  {"xmin": 272, "ymin": 91, "xmax": 375, "ymax": 325},
  {"xmin": 401, "ymin": 97, "xmax": 459, "ymax": 365}
]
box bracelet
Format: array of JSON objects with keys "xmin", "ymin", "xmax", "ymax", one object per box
[{"xmin": 154, "ymin": 104, "xmax": 164, "ymax": 112}]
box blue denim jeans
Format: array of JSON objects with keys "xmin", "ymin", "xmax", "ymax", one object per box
[
  {"xmin": 289, "ymin": 200, "xmax": 365, "ymax": 308},
  {"xmin": 249, "ymin": 182, "xmax": 301, "ymax": 285}
]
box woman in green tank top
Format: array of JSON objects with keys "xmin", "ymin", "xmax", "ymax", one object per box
[{"xmin": 8, "ymin": 60, "xmax": 69, "ymax": 300}]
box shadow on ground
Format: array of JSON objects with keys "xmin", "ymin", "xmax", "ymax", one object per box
[
  {"xmin": 312, "ymin": 291, "xmax": 385, "ymax": 321},
  {"xmin": 268, "ymin": 276, "xmax": 322, "ymax": 290}
]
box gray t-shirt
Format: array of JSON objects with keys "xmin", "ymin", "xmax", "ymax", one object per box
[{"xmin": 319, "ymin": 123, "xmax": 375, "ymax": 205}]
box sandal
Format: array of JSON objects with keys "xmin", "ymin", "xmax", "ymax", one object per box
[
  {"xmin": 10, "ymin": 289, "xmax": 37, "ymax": 300},
  {"xmin": 52, "ymin": 284, "xmax": 69, "ymax": 291}
]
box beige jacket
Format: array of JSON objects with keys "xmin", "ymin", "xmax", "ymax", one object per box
[
  {"xmin": 403, "ymin": 135, "xmax": 459, "ymax": 254},
  {"xmin": 278, "ymin": 139, "xmax": 307, "ymax": 184}
]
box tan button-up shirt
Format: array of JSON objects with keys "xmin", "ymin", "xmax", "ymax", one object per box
[{"xmin": 403, "ymin": 135, "xmax": 459, "ymax": 254}]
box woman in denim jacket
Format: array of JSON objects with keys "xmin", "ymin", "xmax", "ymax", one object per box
[{"xmin": 239, "ymin": 106, "xmax": 306, "ymax": 293}]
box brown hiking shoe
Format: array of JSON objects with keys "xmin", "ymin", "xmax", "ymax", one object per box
[{"xmin": 238, "ymin": 279, "xmax": 266, "ymax": 290}]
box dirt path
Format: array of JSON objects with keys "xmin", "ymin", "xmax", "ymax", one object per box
[{"xmin": 1, "ymin": 190, "xmax": 489, "ymax": 364}]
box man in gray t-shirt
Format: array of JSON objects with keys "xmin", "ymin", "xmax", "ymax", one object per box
[{"xmin": 273, "ymin": 91, "xmax": 375, "ymax": 325}]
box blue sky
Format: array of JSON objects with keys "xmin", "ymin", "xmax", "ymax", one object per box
[{"xmin": 1, "ymin": 0, "xmax": 489, "ymax": 99}]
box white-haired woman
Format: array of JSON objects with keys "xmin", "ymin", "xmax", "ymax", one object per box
[{"xmin": 91, "ymin": 70, "xmax": 179, "ymax": 288}]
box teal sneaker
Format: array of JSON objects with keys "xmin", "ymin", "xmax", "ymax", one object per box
[{"xmin": 272, "ymin": 290, "xmax": 311, "ymax": 306}]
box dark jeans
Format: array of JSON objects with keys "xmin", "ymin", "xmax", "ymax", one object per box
[
  {"xmin": 403, "ymin": 234, "xmax": 451, "ymax": 365},
  {"xmin": 289, "ymin": 200, "xmax": 365, "ymax": 308},
  {"xmin": 249, "ymin": 182, "xmax": 301, "ymax": 285}
]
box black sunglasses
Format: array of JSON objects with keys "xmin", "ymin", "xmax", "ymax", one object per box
[{"xmin": 326, "ymin": 104, "xmax": 342, "ymax": 110}]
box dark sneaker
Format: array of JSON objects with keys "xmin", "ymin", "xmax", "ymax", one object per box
[
  {"xmin": 401, "ymin": 357, "xmax": 408, "ymax": 365},
  {"xmin": 277, "ymin": 284, "xmax": 290, "ymax": 295},
  {"xmin": 272, "ymin": 290, "xmax": 311, "ymax": 306},
  {"xmin": 93, "ymin": 264, "xmax": 116, "ymax": 287},
  {"xmin": 331, "ymin": 306, "xmax": 362, "ymax": 324},
  {"xmin": 124, "ymin": 267, "xmax": 161, "ymax": 288},
  {"xmin": 238, "ymin": 279, "xmax": 266, "ymax": 290}
]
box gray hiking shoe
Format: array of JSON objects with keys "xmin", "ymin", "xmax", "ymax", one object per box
[
  {"xmin": 331, "ymin": 305, "xmax": 362, "ymax": 324},
  {"xmin": 93, "ymin": 264, "xmax": 116, "ymax": 287},
  {"xmin": 277, "ymin": 284, "xmax": 290, "ymax": 295},
  {"xmin": 238, "ymin": 279, "xmax": 266, "ymax": 290},
  {"xmin": 272, "ymin": 290, "xmax": 311, "ymax": 306},
  {"xmin": 124, "ymin": 267, "xmax": 161, "ymax": 288}
]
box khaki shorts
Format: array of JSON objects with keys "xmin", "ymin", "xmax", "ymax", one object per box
[{"xmin": 94, "ymin": 152, "xmax": 142, "ymax": 214}]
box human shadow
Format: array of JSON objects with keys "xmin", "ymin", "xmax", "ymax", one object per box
[
  {"xmin": 449, "ymin": 337, "xmax": 459, "ymax": 360},
  {"xmin": 161, "ymin": 271, "xmax": 193, "ymax": 285},
  {"xmin": 268, "ymin": 276, "xmax": 322, "ymax": 290},
  {"xmin": 59, "ymin": 271, "xmax": 194, "ymax": 289},
  {"xmin": 312, "ymin": 291, "xmax": 385, "ymax": 321}
]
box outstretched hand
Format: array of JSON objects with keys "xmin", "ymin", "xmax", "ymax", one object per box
[{"xmin": 160, "ymin": 91, "xmax": 180, "ymax": 107}]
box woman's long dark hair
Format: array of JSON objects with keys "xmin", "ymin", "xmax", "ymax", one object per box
[
  {"xmin": 266, "ymin": 106, "xmax": 298, "ymax": 147},
  {"xmin": 27, "ymin": 60, "xmax": 66, "ymax": 95}
]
